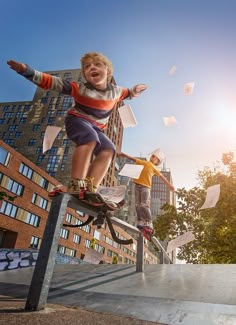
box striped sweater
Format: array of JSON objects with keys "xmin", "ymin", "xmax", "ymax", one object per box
[{"xmin": 22, "ymin": 65, "xmax": 132, "ymax": 129}]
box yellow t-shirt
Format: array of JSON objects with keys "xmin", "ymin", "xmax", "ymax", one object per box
[{"xmin": 133, "ymin": 159, "xmax": 161, "ymax": 188}]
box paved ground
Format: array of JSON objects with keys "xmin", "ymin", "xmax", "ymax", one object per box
[
  {"xmin": 0, "ymin": 295, "xmax": 161, "ymax": 325},
  {"xmin": 1, "ymin": 264, "xmax": 236, "ymax": 325}
]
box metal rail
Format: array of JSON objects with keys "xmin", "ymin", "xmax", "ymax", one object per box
[{"xmin": 25, "ymin": 193, "xmax": 171, "ymax": 311}]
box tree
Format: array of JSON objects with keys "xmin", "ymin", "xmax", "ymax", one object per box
[{"xmin": 154, "ymin": 152, "xmax": 236, "ymax": 263}]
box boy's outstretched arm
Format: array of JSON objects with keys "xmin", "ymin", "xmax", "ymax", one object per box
[
  {"xmin": 158, "ymin": 173, "xmax": 175, "ymax": 192},
  {"xmin": 117, "ymin": 152, "xmax": 136, "ymax": 162},
  {"xmin": 7, "ymin": 60, "xmax": 27, "ymax": 74},
  {"xmin": 7, "ymin": 59, "xmax": 72, "ymax": 94},
  {"xmin": 130, "ymin": 84, "xmax": 147, "ymax": 97}
]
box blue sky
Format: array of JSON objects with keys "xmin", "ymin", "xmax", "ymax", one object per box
[{"xmin": 1, "ymin": 0, "xmax": 236, "ymax": 189}]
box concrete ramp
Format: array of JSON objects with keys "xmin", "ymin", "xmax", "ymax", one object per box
[{"xmin": 0, "ymin": 264, "xmax": 236, "ymax": 325}]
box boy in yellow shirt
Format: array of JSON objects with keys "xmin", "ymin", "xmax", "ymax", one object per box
[{"xmin": 118, "ymin": 150, "xmax": 174, "ymax": 239}]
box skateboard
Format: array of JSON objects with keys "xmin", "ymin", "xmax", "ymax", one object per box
[{"xmin": 49, "ymin": 189, "xmax": 132, "ymax": 245}]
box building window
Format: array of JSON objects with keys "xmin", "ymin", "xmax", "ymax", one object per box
[
  {"xmin": 4, "ymin": 112, "xmax": 14, "ymax": 118},
  {"xmin": 46, "ymin": 155, "xmax": 60, "ymax": 172},
  {"xmin": 73, "ymin": 234, "xmax": 81, "ymax": 244},
  {"xmin": 107, "ymin": 249, "xmax": 113, "ymax": 257},
  {"xmin": 37, "ymin": 155, "xmax": 44, "ymax": 164},
  {"xmin": 95, "ymin": 244, "xmax": 105, "ymax": 254},
  {"xmin": 63, "ymin": 139, "xmax": 70, "ymax": 146},
  {"xmin": 47, "ymin": 117, "xmax": 55, "ymax": 125},
  {"xmin": 33, "ymin": 124, "xmax": 40, "ymax": 132},
  {"xmin": 93, "ymin": 229, "xmax": 100, "ymax": 240},
  {"xmin": 7, "ymin": 178, "xmax": 24, "ymax": 196},
  {"xmin": 62, "ymin": 96, "xmax": 73, "ymax": 109},
  {"xmin": 0, "ymin": 119, "xmax": 5, "ymax": 124},
  {"xmin": 24, "ymin": 105, "xmax": 31, "ymax": 111},
  {"xmin": 85, "ymin": 239, "xmax": 90, "ymax": 248},
  {"xmin": 32, "ymin": 193, "xmax": 48, "ymax": 210},
  {"xmin": 0, "ymin": 201, "xmax": 18, "ymax": 218},
  {"xmin": 15, "ymin": 131, "xmax": 22, "ymax": 138},
  {"xmin": 19, "ymin": 163, "xmax": 33, "ymax": 179},
  {"xmin": 36, "ymin": 146, "xmax": 43, "ymax": 154},
  {"xmin": 58, "ymin": 245, "xmax": 66, "ymax": 254},
  {"xmin": 60, "ymin": 228, "xmax": 69, "ymax": 239},
  {"xmin": 41, "ymin": 97, "xmax": 48, "ymax": 103},
  {"xmin": 19, "ymin": 118, "xmax": 27, "ymax": 124},
  {"xmin": 48, "ymin": 147, "xmax": 58, "ymax": 154},
  {"xmin": 8, "ymin": 125, "xmax": 18, "ymax": 131},
  {"xmin": 30, "ymin": 236, "xmax": 41, "ymax": 249},
  {"xmin": 28, "ymin": 139, "xmax": 36, "ymax": 146},
  {"xmin": 15, "ymin": 112, "xmax": 24, "ymax": 118},
  {"xmin": 82, "ymin": 225, "xmax": 91, "ymax": 233},
  {"xmin": 66, "ymin": 213, "xmax": 72, "ymax": 223},
  {"xmin": 0, "ymin": 146, "xmax": 10, "ymax": 166},
  {"xmin": 4, "ymin": 139, "xmax": 14, "ymax": 146},
  {"xmin": 26, "ymin": 212, "xmax": 40, "ymax": 227}
]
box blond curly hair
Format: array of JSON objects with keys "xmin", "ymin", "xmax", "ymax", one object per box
[{"xmin": 80, "ymin": 52, "xmax": 113, "ymax": 83}]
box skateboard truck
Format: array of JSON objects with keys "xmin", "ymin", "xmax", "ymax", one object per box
[{"xmin": 92, "ymin": 213, "xmax": 105, "ymax": 228}]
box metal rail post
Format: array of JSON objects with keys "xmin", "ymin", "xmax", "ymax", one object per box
[
  {"xmin": 25, "ymin": 193, "xmax": 70, "ymax": 311},
  {"xmin": 136, "ymin": 233, "xmax": 144, "ymax": 272}
]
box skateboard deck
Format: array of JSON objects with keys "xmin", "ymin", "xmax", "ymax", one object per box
[{"xmin": 49, "ymin": 188, "xmax": 125, "ymax": 211}]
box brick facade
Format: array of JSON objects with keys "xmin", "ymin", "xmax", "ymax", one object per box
[{"xmin": 0, "ymin": 141, "xmax": 158, "ymax": 265}]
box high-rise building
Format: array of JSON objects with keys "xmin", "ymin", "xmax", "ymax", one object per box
[{"xmin": 0, "ymin": 68, "xmax": 124, "ymax": 187}]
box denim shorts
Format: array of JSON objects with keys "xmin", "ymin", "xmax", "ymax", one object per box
[{"xmin": 65, "ymin": 115, "xmax": 115, "ymax": 156}]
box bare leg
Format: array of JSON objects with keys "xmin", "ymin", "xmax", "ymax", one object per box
[
  {"xmin": 71, "ymin": 141, "xmax": 96, "ymax": 179},
  {"xmin": 87, "ymin": 149, "xmax": 113, "ymax": 187}
]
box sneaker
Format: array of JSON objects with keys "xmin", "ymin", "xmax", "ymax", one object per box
[
  {"xmin": 67, "ymin": 179, "xmax": 87, "ymax": 199},
  {"xmin": 67, "ymin": 178, "xmax": 104, "ymax": 203},
  {"xmin": 137, "ymin": 220, "xmax": 154, "ymax": 230},
  {"xmin": 85, "ymin": 177, "xmax": 97, "ymax": 193}
]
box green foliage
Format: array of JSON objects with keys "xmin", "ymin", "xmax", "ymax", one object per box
[
  {"xmin": 154, "ymin": 152, "xmax": 236, "ymax": 264},
  {"xmin": 0, "ymin": 191, "xmax": 16, "ymax": 201}
]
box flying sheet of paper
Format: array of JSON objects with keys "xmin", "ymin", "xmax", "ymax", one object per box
[
  {"xmin": 83, "ymin": 247, "xmax": 103, "ymax": 264},
  {"xmin": 183, "ymin": 82, "xmax": 195, "ymax": 95},
  {"xmin": 169, "ymin": 65, "xmax": 177, "ymax": 75},
  {"xmin": 163, "ymin": 116, "xmax": 177, "ymax": 127},
  {"xmin": 167, "ymin": 231, "xmax": 195, "ymax": 253},
  {"xmin": 118, "ymin": 164, "xmax": 144, "ymax": 179},
  {"xmin": 43, "ymin": 126, "xmax": 62, "ymax": 153},
  {"xmin": 97, "ymin": 185, "xmax": 126, "ymax": 203},
  {"xmin": 118, "ymin": 104, "xmax": 138, "ymax": 128},
  {"xmin": 199, "ymin": 184, "xmax": 220, "ymax": 210}
]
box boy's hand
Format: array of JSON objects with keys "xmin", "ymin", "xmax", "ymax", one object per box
[
  {"xmin": 169, "ymin": 185, "xmax": 175, "ymax": 192},
  {"xmin": 131, "ymin": 84, "xmax": 147, "ymax": 97},
  {"xmin": 7, "ymin": 60, "xmax": 27, "ymax": 73}
]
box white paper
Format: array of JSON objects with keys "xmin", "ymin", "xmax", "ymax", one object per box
[
  {"xmin": 43, "ymin": 126, "xmax": 62, "ymax": 153},
  {"xmin": 118, "ymin": 104, "xmax": 137, "ymax": 128},
  {"xmin": 163, "ymin": 116, "xmax": 177, "ymax": 126},
  {"xmin": 83, "ymin": 247, "xmax": 103, "ymax": 264},
  {"xmin": 118, "ymin": 164, "xmax": 144, "ymax": 179},
  {"xmin": 199, "ymin": 184, "xmax": 220, "ymax": 210},
  {"xmin": 97, "ymin": 185, "xmax": 126, "ymax": 203},
  {"xmin": 169, "ymin": 65, "xmax": 177, "ymax": 75},
  {"xmin": 183, "ymin": 81, "xmax": 195, "ymax": 95},
  {"xmin": 167, "ymin": 231, "xmax": 195, "ymax": 253}
]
